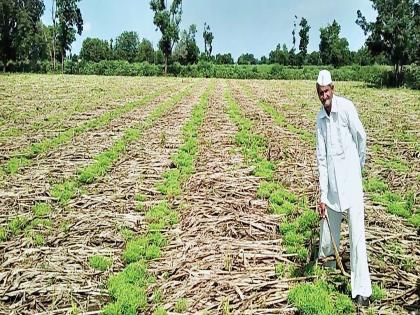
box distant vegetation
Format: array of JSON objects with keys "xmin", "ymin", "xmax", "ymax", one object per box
[{"xmin": 0, "ymin": 0, "xmax": 419, "ymax": 87}]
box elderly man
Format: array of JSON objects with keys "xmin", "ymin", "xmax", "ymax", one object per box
[{"xmin": 315, "ymin": 70, "xmax": 372, "ymax": 305}]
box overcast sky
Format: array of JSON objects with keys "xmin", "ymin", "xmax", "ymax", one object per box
[{"xmin": 41, "ymin": 0, "xmax": 377, "ymax": 60}]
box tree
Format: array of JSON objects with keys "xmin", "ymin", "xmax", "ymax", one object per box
[
  {"xmin": 80, "ymin": 37, "xmax": 110, "ymax": 62},
  {"xmin": 298, "ymin": 17, "xmax": 310, "ymax": 66},
  {"xmin": 0, "ymin": 0, "xmax": 45, "ymax": 71},
  {"xmin": 307, "ymin": 51, "xmax": 321, "ymax": 65},
  {"xmin": 56, "ymin": 0, "xmax": 83, "ymax": 72},
  {"xmin": 259, "ymin": 55, "xmax": 268, "ymax": 64},
  {"xmin": 150, "ymin": 0, "xmax": 182, "ymax": 74},
  {"xmin": 138, "ymin": 39, "xmax": 155, "ymax": 63},
  {"xmin": 203, "ymin": 22, "xmax": 214, "ymax": 59},
  {"xmin": 173, "ymin": 24, "xmax": 199, "ymax": 65},
  {"xmin": 154, "ymin": 49, "xmax": 164, "ymax": 64},
  {"xmin": 269, "ymin": 44, "xmax": 289, "ymax": 65},
  {"xmin": 353, "ymin": 46, "xmax": 374, "ymax": 66},
  {"xmin": 114, "ymin": 31, "xmax": 140, "ymax": 62},
  {"xmin": 215, "ymin": 53, "xmax": 233, "ymax": 64},
  {"xmin": 319, "ymin": 20, "xmax": 351, "ymax": 67},
  {"xmin": 237, "ymin": 53, "xmax": 257, "ymax": 65},
  {"xmin": 356, "ymin": 0, "xmax": 420, "ymax": 84}
]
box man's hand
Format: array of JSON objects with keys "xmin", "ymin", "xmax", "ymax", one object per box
[{"xmin": 318, "ymin": 202, "xmax": 327, "ymax": 219}]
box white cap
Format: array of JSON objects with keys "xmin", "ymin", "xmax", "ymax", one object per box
[{"xmin": 317, "ymin": 70, "xmax": 332, "ymax": 86}]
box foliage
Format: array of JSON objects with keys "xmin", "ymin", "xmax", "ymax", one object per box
[
  {"xmin": 215, "ymin": 53, "xmax": 234, "ymax": 64},
  {"xmin": 150, "ymin": 0, "xmax": 183, "ymax": 74},
  {"xmin": 269, "ymin": 44, "xmax": 289, "ymax": 65},
  {"xmin": 173, "ymin": 24, "xmax": 200, "ymax": 65},
  {"xmin": 237, "ymin": 53, "xmax": 257, "ymax": 65},
  {"xmin": 114, "ymin": 31, "xmax": 140, "ymax": 62},
  {"xmin": 138, "ymin": 39, "xmax": 155, "ymax": 63},
  {"xmin": 0, "ymin": 0, "xmax": 45, "ymax": 70},
  {"xmin": 55, "ymin": 0, "xmax": 83, "ymax": 71},
  {"xmin": 357, "ymin": 0, "xmax": 420, "ymax": 85},
  {"xmin": 80, "ymin": 37, "xmax": 111, "ymax": 62},
  {"xmin": 203, "ymin": 22, "xmax": 214, "ymax": 59},
  {"xmin": 298, "ymin": 17, "xmax": 311, "ymax": 66},
  {"xmin": 319, "ymin": 20, "xmax": 351, "ymax": 67}
]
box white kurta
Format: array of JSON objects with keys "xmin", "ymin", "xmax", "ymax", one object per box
[
  {"xmin": 316, "ymin": 95, "xmax": 372, "ymax": 298},
  {"xmin": 316, "ymin": 95, "xmax": 366, "ymax": 212}
]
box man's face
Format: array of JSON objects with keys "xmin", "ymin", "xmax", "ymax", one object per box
[{"xmin": 317, "ymin": 84, "xmax": 333, "ymax": 108}]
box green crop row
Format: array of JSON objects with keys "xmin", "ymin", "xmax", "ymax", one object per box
[
  {"xmin": 3, "ymin": 84, "xmax": 176, "ymax": 176},
  {"xmin": 0, "ymin": 85, "xmax": 194, "ymax": 247},
  {"xmin": 0, "ymin": 202, "xmax": 53, "ymax": 245},
  {"xmin": 239, "ymin": 82, "xmax": 316, "ymax": 146},
  {"xmin": 50, "ymin": 85, "xmax": 194, "ymax": 204},
  {"xmin": 102, "ymin": 84, "xmax": 213, "ymax": 315},
  {"xmin": 364, "ymin": 177, "xmax": 419, "ymax": 227},
  {"xmin": 157, "ymin": 82, "xmax": 215, "ymax": 196}
]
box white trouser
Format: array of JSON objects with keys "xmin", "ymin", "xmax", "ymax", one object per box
[{"xmin": 318, "ymin": 204, "xmax": 372, "ymax": 298}]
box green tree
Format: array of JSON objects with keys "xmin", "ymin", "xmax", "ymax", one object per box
[
  {"xmin": 298, "ymin": 17, "xmax": 310, "ymax": 66},
  {"xmin": 269, "ymin": 44, "xmax": 289, "ymax": 65},
  {"xmin": 0, "ymin": 0, "xmax": 45, "ymax": 71},
  {"xmin": 80, "ymin": 37, "xmax": 110, "ymax": 62},
  {"xmin": 237, "ymin": 53, "xmax": 257, "ymax": 65},
  {"xmin": 150, "ymin": 0, "xmax": 182, "ymax": 74},
  {"xmin": 173, "ymin": 24, "xmax": 199, "ymax": 65},
  {"xmin": 203, "ymin": 22, "xmax": 214, "ymax": 59},
  {"xmin": 114, "ymin": 31, "xmax": 140, "ymax": 62},
  {"xmin": 154, "ymin": 49, "xmax": 164, "ymax": 64},
  {"xmin": 215, "ymin": 53, "xmax": 233, "ymax": 64},
  {"xmin": 353, "ymin": 46, "xmax": 374, "ymax": 66},
  {"xmin": 138, "ymin": 39, "xmax": 155, "ymax": 63},
  {"xmin": 356, "ymin": 0, "xmax": 420, "ymax": 84},
  {"xmin": 259, "ymin": 55, "xmax": 268, "ymax": 64},
  {"xmin": 319, "ymin": 20, "xmax": 351, "ymax": 67},
  {"xmin": 56, "ymin": 0, "xmax": 83, "ymax": 72},
  {"xmin": 307, "ymin": 51, "xmax": 321, "ymax": 65}
]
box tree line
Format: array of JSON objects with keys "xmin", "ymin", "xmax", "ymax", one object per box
[{"xmin": 1, "ymin": 0, "xmax": 419, "ymax": 84}]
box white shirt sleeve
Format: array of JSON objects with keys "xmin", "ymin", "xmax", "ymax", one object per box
[
  {"xmin": 347, "ymin": 102, "xmax": 366, "ymax": 168},
  {"xmin": 316, "ymin": 119, "xmax": 328, "ymax": 203}
]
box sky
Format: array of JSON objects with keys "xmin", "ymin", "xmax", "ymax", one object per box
[{"xmin": 41, "ymin": 0, "xmax": 377, "ymax": 60}]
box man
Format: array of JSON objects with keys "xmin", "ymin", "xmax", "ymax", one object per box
[{"xmin": 315, "ymin": 70, "xmax": 372, "ymax": 306}]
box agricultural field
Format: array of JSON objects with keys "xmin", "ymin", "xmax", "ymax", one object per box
[{"xmin": 0, "ymin": 74, "xmax": 418, "ymax": 315}]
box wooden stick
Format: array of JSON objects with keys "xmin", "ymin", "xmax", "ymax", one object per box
[{"xmin": 325, "ymin": 215, "xmax": 350, "ymax": 278}]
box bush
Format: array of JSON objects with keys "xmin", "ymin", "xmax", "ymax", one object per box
[{"xmin": 3, "ymin": 59, "xmax": 418, "ymax": 89}]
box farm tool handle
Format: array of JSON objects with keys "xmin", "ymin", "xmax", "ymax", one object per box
[{"xmin": 325, "ymin": 215, "xmax": 350, "ymax": 278}]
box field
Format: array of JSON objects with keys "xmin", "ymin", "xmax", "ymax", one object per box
[{"xmin": 0, "ymin": 74, "xmax": 418, "ymax": 315}]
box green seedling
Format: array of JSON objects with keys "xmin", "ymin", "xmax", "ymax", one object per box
[
  {"xmin": 0, "ymin": 227, "xmax": 8, "ymax": 242},
  {"xmin": 134, "ymin": 194, "xmax": 147, "ymax": 202},
  {"xmin": 89, "ymin": 255, "xmax": 113, "ymax": 271},
  {"xmin": 152, "ymin": 288, "xmax": 163, "ymax": 304},
  {"xmin": 105, "ymin": 261, "xmax": 155, "ymax": 314},
  {"xmin": 8, "ymin": 216, "xmax": 29, "ymax": 235},
  {"xmin": 364, "ymin": 177, "xmax": 388, "ymax": 193},
  {"xmin": 153, "ymin": 307, "xmax": 168, "ymax": 315},
  {"xmin": 32, "ymin": 202, "xmax": 52, "ymax": 217},
  {"xmin": 174, "ymin": 298, "xmax": 188, "ymax": 313},
  {"xmin": 371, "ymin": 283, "xmax": 387, "ymax": 301},
  {"xmin": 51, "ymin": 180, "xmax": 79, "ymax": 204}
]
